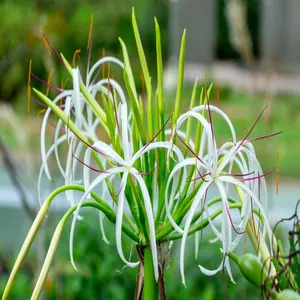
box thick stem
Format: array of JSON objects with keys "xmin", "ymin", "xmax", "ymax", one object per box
[{"xmin": 143, "ymin": 247, "xmax": 158, "ymax": 300}]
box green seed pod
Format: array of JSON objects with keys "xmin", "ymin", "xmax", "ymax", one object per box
[
  {"xmin": 238, "ymin": 253, "xmax": 270, "ymax": 290},
  {"xmin": 276, "ymin": 289, "xmax": 300, "ymax": 300}
]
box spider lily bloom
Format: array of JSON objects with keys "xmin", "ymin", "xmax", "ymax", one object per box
[
  {"xmin": 37, "ymin": 55, "xmax": 125, "ymax": 207},
  {"xmin": 70, "ymin": 97, "xmax": 186, "ymax": 281},
  {"xmin": 165, "ymin": 104, "xmax": 275, "ymax": 285}
]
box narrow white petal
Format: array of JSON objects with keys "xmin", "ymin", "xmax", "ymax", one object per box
[
  {"xmin": 40, "ymin": 91, "xmax": 73, "ymax": 180},
  {"xmin": 40, "ymin": 107, "xmax": 53, "ymax": 180},
  {"xmin": 99, "ymin": 212, "xmax": 110, "ymax": 245},
  {"xmin": 38, "ymin": 135, "xmax": 66, "ymax": 206},
  {"xmin": 195, "ymin": 231, "xmax": 200, "ymax": 260},
  {"xmin": 180, "ymin": 181, "xmax": 211, "ymax": 286},
  {"xmin": 91, "ymin": 79, "xmax": 127, "ymax": 105},
  {"xmin": 131, "ymin": 171, "xmax": 159, "ymax": 281},
  {"xmin": 69, "ymin": 167, "xmax": 126, "ymax": 270},
  {"xmin": 83, "ymin": 147, "xmax": 92, "ymax": 199},
  {"xmin": 72, "ymin": 68, "xmax": 82, "ymax": 129},
  {"xmin": 131, "ymin": 141, "xmax": 184, "ymax": 166},
  {"xmin": 219, "ymin": 176, "xmax": 273, "ymax": 253},
  {"xmin": 92, "ymin": 141, "xmax": 126, "ymax": 165},
  {"xmin": 54, "ymin": 119, "xmax": 66, "ymax": 177},
  {"xmin": 199, "ymin": 259, "xmax": 224, "ymax": 276},
  {"xmin": 115, "ymin": 172, "xmax": 139, "ymax": 268},
  {"xmin": 165, "ymin": 158, "xmax": 205, "ymax": 234},
  {"xmin": 65, "ymin": 138, "xmax": 76, "ymax": 207}
]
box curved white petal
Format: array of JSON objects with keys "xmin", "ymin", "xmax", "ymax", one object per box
[
  {"xmin": 72, "ymin": 68, "xmax": 82, "ymax": 128},
  {"xmin": 87, "ymin": 56, "xmax": 124, "ymax": 87},
  {"xmin": 131, "ymin": 141, "xmax": 184, "ymax": 166},
  {"xmin": 92, "ymin": 141, "xmax": 126, "ymax": 166},
  {"xmin": 69, "ymin": 166, "xmax": 127, "ymax": 270},
  {"xmin": 38, "ymin": 135, "xmax": 66, "ymax": 206},
  {"xmin": 165, "ymin": 158, "xmax": 207, "ymax": 234},
  {"xmin": 99, "ymin": 211, "xmax": 110, "ymax": 245},
  {"xmin": 180, "ymin": 180, "xmax": 212, "ymax": 286},
  {"xmin": 131, "ymin": 171, "xmax": 159, "ymax": 281},
  {"xmin": 40, "ymin": 90, "xmax": 73, "ymax": 180},
  {"xmin": 90, "ymin": 78, "xmax": 126, "ymax": 105},
  {"xmin": 116, "ymin": 172, "xmax": 139, "ymax": 268},
  {"xmin": 192, "ymin": 104, "xmax": 237, "ymax": 144}
]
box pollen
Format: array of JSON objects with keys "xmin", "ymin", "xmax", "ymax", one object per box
[
  {"xmin": 87, "ymin": 14, "xmax": 94, "ymax": 51},
  {"xmin": 40, "ymin": 27, "xmax": 52, "ymax": 56},
  {"xmin": 46, "ymin": 68, "xmax": 54, "ymax": 97},
  {"xmin": 72, "ymin": 49, "xmax": 81, "ymax": 68},
  {"xmin": 36, "ymin": 109, "xmax": 46, "ymax": 128}
]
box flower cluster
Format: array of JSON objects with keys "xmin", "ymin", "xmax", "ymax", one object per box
[{"xmin": 3, "ymin": 9, "xmax": 281, "ymax": 299}]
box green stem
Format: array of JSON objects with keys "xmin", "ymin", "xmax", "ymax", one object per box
[{"xmin": 143, "ymin": 246, "xmax": 158, "ymax": 300}]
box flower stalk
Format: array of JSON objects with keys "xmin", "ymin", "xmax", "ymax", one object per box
[{"xmin": 143, "ymin": 246, "xmax": 158, "ymax": 300}]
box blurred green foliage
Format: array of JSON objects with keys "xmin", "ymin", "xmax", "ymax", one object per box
[
  {"xmin": 0, "ymin": 0, "xmax": 168, "ymax": 110},
  {"xmin": 0, "ymin": 0, "xmax": 262, "ymax": 110}
]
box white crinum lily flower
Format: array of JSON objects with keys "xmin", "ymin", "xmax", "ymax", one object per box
[
  {"xmin": 165, "ymin": 104, "xmax": 273, "ymax": 285},
  {"xmin": 38, "ymin": 57, "xmax": 125, "ymax": 207},
  {"xmin": 70, "ymin": 99, "xmax": 185, "ymax": 281}
]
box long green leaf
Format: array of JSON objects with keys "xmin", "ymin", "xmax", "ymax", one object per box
[
  {"xmin": 154, "ymin": 17, "xmax": 164, "ymax": 116},
  {"xmin": 173, "ymin": 29, "xmax": 186, "ymax": 122}
]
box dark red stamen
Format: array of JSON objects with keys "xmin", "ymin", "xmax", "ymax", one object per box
[
  {"xmin": 73, "ymin": 154, "xmax": 107, "ymax": 173},
  {"xmin": 236, "ymin": 167, "xmax": 276, "ymax": 182},
  {"xmin": 220, "ymin": 171, "xmax": 255, "ymax": 178},
  {"xmin": 90, "ymin": 66, "xmax": 103, "ymax": 86},
  {"xmin": 31, "ymin": 73, "xmax": 64, "ymax": 93},
  {"xmin": 225, "ymin": 204, "xmax": 246, "ymax": 235},
  {"xmin": 195, "ymin": 165, "xmax": 209, "ymax": 182},
  {"xmin": 141, "ymin": 116, "xmax": 171, "ymax": 153},
  {"xmin": 246, "ymin": 131, "xmax": 283, "ymax": 144},
  {"xmin": 70, "ymin": 128, "xmax": 107, "ymax": 158},
  {"xmin": 234, "ymin": 106, "xmax": 267, "ymax": 155},
  {"xmin": 31, "ymin": 97, "xmax": 48, "ymax": 108},
  {"xmin": 176, "ymin": 133, "xmax": 207, "ymax": 166},
  {"xmin": 187, "ymin": 172, "xmax": 211, "ymax": 182},
  {"xmin": 138, "ymin": 165, "xmax": 157, "ymax": 176},
  {"xmin": 41, "ymin": 31, "xmax": 66, "ymax": 67}
]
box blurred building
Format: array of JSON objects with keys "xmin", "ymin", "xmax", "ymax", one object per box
[{"xmin": 166, "ymin": 0, "xmax": 300, "ymax": 91}]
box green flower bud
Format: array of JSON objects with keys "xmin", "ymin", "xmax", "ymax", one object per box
[{"xmin": 230, "ymin": 253, "xmax": 271, "ymax": 290}]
